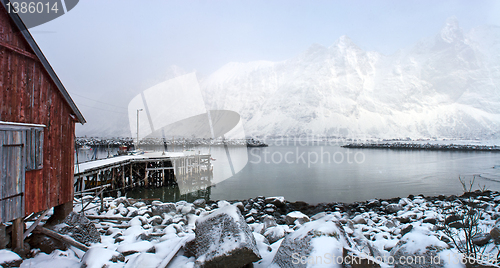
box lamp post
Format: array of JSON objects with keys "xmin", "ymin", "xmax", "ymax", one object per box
[{"xmin": 136, "ymin": 109, "xmax": 143, "ymax": 150}]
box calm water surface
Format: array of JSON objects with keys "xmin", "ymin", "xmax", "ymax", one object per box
[
  {"xmin": 209, "ymin": 145, "xmax": 500, "ymax": 204},
  {"xmin": 81, "ymin": 144, "xmax": 500, "ymax": 204}
]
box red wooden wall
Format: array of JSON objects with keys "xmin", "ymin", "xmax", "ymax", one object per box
[{"xmin": 0, "ymin": 5, "xmax": 77, "ymax": 215}]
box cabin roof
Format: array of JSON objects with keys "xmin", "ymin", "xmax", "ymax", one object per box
[{"xmin": 1, "ymin": 2, "xmax": 86, "ymax": 124}]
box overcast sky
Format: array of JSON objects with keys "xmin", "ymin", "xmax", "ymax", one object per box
[{"xmin": 23, "ymin": 0, "xmax": 500, "ymax": 132}]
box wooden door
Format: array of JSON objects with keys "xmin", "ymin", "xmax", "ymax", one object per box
[{"xmin": 0, "ymin": 130, "xmax": 25, "ymax": 222}]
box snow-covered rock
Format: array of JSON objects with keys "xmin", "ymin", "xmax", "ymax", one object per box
[
  {"xmin": 57, "ymin": 212, "xmax": 101, "ymax": 245},
  {"xmin": 80, "ymin": 247, "xmax": 124, "ymax": 268},
  {"xmin": 271, "ymin": 219, "xmax": 349, "ymax": 267},
  {"xmin": 265, "ymin": 196, "xmax": 286, "ymax": 207},
  {"xmin": 151, "ymin": 203, "xmax": 176, "ymax": 216},
  {"xmin": 389, "ymin": 227, "xmax": 450, "ymax": 267},
  {"xmin": 263, "ymin": 225, "xmax": 286, "ymax": 244},
  {"xmin": 0, "ymin": 249, "xmax": 22, "ymax": 267},
  {"xmin": 193, "ymin": 205, "xmax": 261, "ymax": 267},
  {"xmin": 285, "ymin": 211, "xmax": 310, "ymax": 225},
  {"xmin": 19, "ymin": 192, "xmax": 500, "ymax": 267},
  {"xmin": 385, "ymin": 204, "xmax": 403, "ymax": 214}
]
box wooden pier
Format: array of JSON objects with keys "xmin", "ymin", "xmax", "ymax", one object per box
[{"xmin": 74, "ymin": 152, "xmax": 213, "ymax": 196}]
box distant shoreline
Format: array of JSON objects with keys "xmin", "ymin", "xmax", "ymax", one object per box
[{"xmin": 342, "ymin": 142, "xmax": 500, "ymax": 152}]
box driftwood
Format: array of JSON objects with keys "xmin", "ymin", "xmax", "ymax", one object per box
[
  {"xmin": 79, "ymin": 205, "xmax": 99, "ymax": 213},
  {"xmin": 34, "ymin": 226, "xmax": 89, "ymax": 252},
  {"xmin": 95, "ymin": 224, "xmax": 130, "ymax": 229},
  {"xmin": 81, "ymin": 185, "xmax": 108, "ymax": 212},
  {"xmin": 156, "ymin": 236, "xmax": 192, "ymax": 268},
  {"xmin": 86, "ymin": 215, "xmax": 133, "ymax": 221},
  {"xmin": 23, "ymin": 209, "xmax": 49, "ymax": 239}
]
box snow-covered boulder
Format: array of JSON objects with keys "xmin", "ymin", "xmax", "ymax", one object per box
[
  {"xmin": 114, "ymin": 197, "xmax": 131, "ymax": 207},
  {"xmin": 0, "ymin": 249, "xmax": 22, "ymax": 267},
  {"xmin": 271, "ymin": 219, "xmax": 350, "ymax": 267},
  {"xmin": 385, "ymin": 204, "xmax": 403, "ymax": 214},
  {"xmin": 193, "ymin": 199, "xmax": 206, "ymax": 208},
  {"xmin": 58, "ymin": 212, "xmax": 101, "ymax": 245},
  {"xmin": 285, "ymin": 211, "xmax": 310, "ymax": 225},
  {"xmin": 124, "ymin": 252, "xmax": 163, "ymax": 268},
  {"xmin": 151, "ymin": 203, "xmax": 176, "ymax": 216},
  {"xmin": 263, "ymin": 225, "xmax": 287, "ymax": 244},
  {"xmin": 389, "ymin": 227, "xmax": 452, "ymax": 267},
  {"xmin": 352, "ymin": 215, "xmax": 367, "ymax": 225},
  {"xmin": 265, "ymin": 196, "xmax": 286, "ymax": 207},
  {"xmin": 80, "ymin": 247, "xmax": 124, "ymax": 268},
  {"xmin": 193, "ymin": 205, "xmax": 261, "ymax": 267}
]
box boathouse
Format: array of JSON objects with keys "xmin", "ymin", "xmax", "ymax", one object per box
[{"xmin": 0, "ymin": 2, "xmax": 85, "ymax": 250}]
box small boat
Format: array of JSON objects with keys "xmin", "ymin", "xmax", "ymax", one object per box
[
  {"xmin": 117, "ymin": 145, "xmax": 129, "ymax": 155},
  {"xmin": 128, "ymin": 149, "xmax": 144, "ymax": 155},
  {"xmin": 246, "ymin": 138, "xmax": 268, "ymax": 147}
]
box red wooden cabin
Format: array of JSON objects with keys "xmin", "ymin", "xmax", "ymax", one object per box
[{"xmin": 0, "ymin": 2, "xmax": 85, "ymax": 250}]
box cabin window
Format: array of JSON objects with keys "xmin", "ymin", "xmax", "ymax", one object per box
[{"xmin": 25, "ymin": 128, "xmax": 43, "ymax": 170}]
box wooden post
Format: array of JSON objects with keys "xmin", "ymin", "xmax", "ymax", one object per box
[
  {"xmin": 100, "ymin": 189, "xmax": 104, "ymax": 212},
  {"xmin": 121, "ymin": 165, "xmax": 125, "ymax": 188},
  {"xmin": 162, "ymin": 168, "xmax": 165, "ymax": 186},
  {"xmin": 80, "ymin": 175, "xmax": 84, "ymax": 192},
  {"xmin": 129, "ymin": 162, "xmax": 133, "ymax": 187},
  {"xmin": 144, "ymin": 170, "xmax": 149, "ymax": 187},
  {"xmin": 11, "ymin": 217, "xmax": 24, "ymax": 251},
  {"xmin": 112, "ymin": 168, "xmax": 116, "ymax": 190}
]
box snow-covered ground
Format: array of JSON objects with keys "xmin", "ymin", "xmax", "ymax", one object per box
[{"xmin": 4, "ymin": 192, "xmax": 500, "ymax": 267}]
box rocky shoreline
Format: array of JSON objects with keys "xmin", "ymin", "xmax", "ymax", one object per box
[
  {"xmin": 3, "ymin": 191, "xmax": 500, "ymax": 267},
  {"xmin": 342, "ymin": 143, "xmax": 500, "ymax": 152}
]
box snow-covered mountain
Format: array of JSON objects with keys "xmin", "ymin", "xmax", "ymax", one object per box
[
  {"xmin": 201, "ymin": 18, "xmax": 500, "ymax": 139},
  {"xmin": 76, "ymin": 18, "xmax": 500, "ymax": 140}
]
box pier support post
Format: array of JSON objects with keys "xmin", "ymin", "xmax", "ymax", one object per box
[
  {"xmin": 144, "ymin": 162, "xmax": 148, "ymax": 187},
  {"xmin": 162, "ymin": 169, "xmax": 165, "ymax": 186},
  {"xmin": 45, "ymin": 201, "xmax": 72, "ymax": 226},
  {"xmin": 11, "ymin": 217, "xmax": 24, "ymax": 252},
  {"xmin": 121, "ymin": 165, "xmax": 125, "ymax": 188},
  {"xmin": 112, "ymin": 168, "xmax": 116, "ymax": 190},
  {"xmin": 129, "ymin": 163, "xmax": 133, "ymax": 187}
]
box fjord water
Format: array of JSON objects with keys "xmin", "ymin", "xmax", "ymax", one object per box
[
  {"xmin": 123, "ymin": 142, "xmax": 500, "ymax": 204},
  {"xmin": 207, "ymin": 144, "xmax": 500, "ymax": 204}
]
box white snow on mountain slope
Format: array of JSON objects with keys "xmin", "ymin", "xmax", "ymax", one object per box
[{"xmin": 200, "ymin": 18, "xmax": 500, "ymax": 139}]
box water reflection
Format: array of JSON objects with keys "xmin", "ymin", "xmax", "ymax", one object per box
[
  {"xmin": 125, "ymin": 184, "xmax": 212, "ymax": 203},
  {"xmin": 114, "ymin": 144, "xmax": 248, "ymax": 202}
]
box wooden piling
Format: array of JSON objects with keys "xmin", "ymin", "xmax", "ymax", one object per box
[{"xmin": 11, "ymin": 217, "xmax": 24, "ymax": 251}]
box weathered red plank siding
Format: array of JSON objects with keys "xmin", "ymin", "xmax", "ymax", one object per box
[
  {"xmin": 0, "ymin": 5, "xmax": 77, "ymax": 216},
  {"xmin": 25, "ymin": 169, "xmax": 43, "ymax": 213}
]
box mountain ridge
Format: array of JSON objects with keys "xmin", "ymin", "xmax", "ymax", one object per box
[
  {"xmin": 75, "ymin": 19, "xmax": 500, "ymax": 140},
  {"xmin": 200, "ymin": 18, "xmax": 500, "ymax": 139}
]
